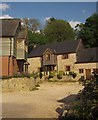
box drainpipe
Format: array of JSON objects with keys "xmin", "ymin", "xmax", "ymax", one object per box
[{"xmin": 8, "ymin": 38, "xmax": 12, "ymax": 76}]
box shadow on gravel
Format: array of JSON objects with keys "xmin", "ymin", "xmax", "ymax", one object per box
[{"xmin": 55, "ymin": 94, "xmax": 77, "ymax": 119}]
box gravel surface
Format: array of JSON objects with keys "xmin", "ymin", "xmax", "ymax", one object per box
[{"xmin": 2, "ymin": 82, "xmax": 83, "ymax": 118}]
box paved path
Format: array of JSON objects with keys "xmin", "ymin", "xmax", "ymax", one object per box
[{"xmin": 2, "ymin": 82, "xmax": 83, "ymax": 118}]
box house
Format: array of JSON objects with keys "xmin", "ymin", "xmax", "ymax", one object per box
[
  {"xmin": 28, "ymin": 39, "xmax": 98, "ymax": 79},
  {"xmin": 0, "ymin": 19, "xmax": 28, "ymax": 76}
]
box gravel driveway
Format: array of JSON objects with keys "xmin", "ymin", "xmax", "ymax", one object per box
[{"xmin": 2, "ymin": 82, "xmax": 83, "ymax": 118}]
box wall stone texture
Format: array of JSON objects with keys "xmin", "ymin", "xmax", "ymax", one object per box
[
  {"xmin": 28, "ymin": 57, "xmax": 41, "ymax": 73},
  {"xmin": 1, "ymin": 77, "xmax": 36, "ymax": 92}
]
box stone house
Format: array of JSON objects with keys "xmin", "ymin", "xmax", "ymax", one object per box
[
  {"xmin": 0, "ymin": 19, "xmax": 29, "ymax": 76},
  {"xmin": 28, "ymin": 39, "xmax": 98, "ymax": 79}
]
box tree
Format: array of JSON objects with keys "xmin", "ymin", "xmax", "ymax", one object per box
[
  {"xmin": 22, "ymin": 18, "xmax": 41, "ymax": 32},
  {"xmin": 75, "ymin": 13, "xmax": 98, "ymax": 48},
  {"xmin": 28, "ymin": 30, "xmax": 48, "ymax": 53},
  {"xmin": 44, "ymin": 18, "xmax": 75, "ymax": 43}
]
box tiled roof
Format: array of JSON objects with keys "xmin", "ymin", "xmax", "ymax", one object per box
[
  {"xmin": 18, "ymin": 30, "xmax": 27, "ymax": 39},
  {"xmin": 0, "ymin": 19, "xmax": 21, "ymax": 37},
  {"xmin": 28, "ymin": 40, "xmax": 80, "ymax": 57},
  {"xmin": 76, "ymin": 47, "xmax": 98, "ymax": 63}
]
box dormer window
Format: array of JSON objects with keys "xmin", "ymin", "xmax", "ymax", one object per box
[
  {"xmin": 62, "ymin": 54, "xmax": 69, "ymax": 59},
  {"xmin": 46, "ymin": 53, "xmax": 51, "ymax": 61}
]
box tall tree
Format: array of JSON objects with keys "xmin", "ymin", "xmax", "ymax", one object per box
[
  {"xmin": 28, "ymin": 30, "xmax": 48, "ymax": 53},
  {"xmin": 21, "ymin": 18, "xmax": 41, "ymax": 32},
  {"xmin": 75, "ymin": 13, "xmax": 98, "ymax": 48},
  {"xmin": 44, "ymin": 18, "xmax": 75, "ymax": 43}
]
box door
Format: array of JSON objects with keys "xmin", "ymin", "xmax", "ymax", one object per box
[{"xmin": 85, "ymin": 69, "xmax": 91, "ymax": 78}]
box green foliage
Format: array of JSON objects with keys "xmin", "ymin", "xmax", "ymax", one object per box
[
  {"xmin": 28, "ymin": 31, "xmax": 48, "ymax": 53},
  {"xmin": 57, "ymin": 74, "xmax": 62, "ymax": 79},
  {"xmin": 76, "ymin": 13, "xmax": 98, "ymax": 48},
  {"xmin": 69, "ymin": 71, "xmax": 77, "ymax": 78},
  {"xmin": 74, "ymin": 74, "xmax": 98, "ymax": 120},
  {"xmin": 2, "ymin": 76, "xmax": 13, "ymax": 79},
  {"xmin": 59, "ymin": 70, "xmax": 65, "ymax": 76},
  {"xmin": 39, "ymin": 72, "xmax": 43, "ymax": 79},
  {"xmin": 49, "ymin": 71, "xmax": 55, "ymax": 78},
  {"xmin": 44, "ymin": 19, "xmax": 75, "ymax": 43}
]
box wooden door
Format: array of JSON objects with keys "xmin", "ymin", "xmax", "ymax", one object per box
[{"xmin": 85, "ymin": 69, "xmax": 91, "ymax": 78}]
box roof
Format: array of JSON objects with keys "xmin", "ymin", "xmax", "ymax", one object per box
[
  {"xmin": 0, "ymin": 19, "xmax": 21, "ymax": 37},
  {"xmin": 76, "ymin": 47, "xmax": 98, "ymax": 63},
  {"xmin": 18, "ymin": 30, "xmax": 27, "ymax": 39},
  {"xmin": 28, "ymin": 40, "xmax": 80, "ymax": 58}
]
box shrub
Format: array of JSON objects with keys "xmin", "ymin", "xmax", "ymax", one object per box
[
  {"xmin": 69, "ymin": 71, "xmax": 77, "ymax": 78},
  {"xmin": 2, "ymin": 76, "xmax": 12, "ymax": 79},
  {"xmin": 57, "ymin": 74, "xmax": 62, "ymax": 79},
  {"xmin": 22, "ymin": 72, "xmax": 31, "ymax": 78},
  {"xmin": 39, "ymin": 72, "xmax": 43, "ymax": 79},
  {"xmin": 49, "ymin": 71, "xmax": 55, "ymax": 78},
  {"xmin": 74, "ymin": 73, "xmax": 98, "ymax": 120},
  {"xmin": 59, "ymin": 70, "xmax": 65, "ymax": 76}
]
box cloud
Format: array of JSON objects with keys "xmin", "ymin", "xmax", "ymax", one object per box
[
  {"xmin": 44, "ymin": 17, "xmax": 51, "ymax": 22},
  {"xmin": 0, "ymin": 14, "xmax": 13, "ymax": 19},
  {"xmin": 69, "ymin": 20, "xmax": 81, "ymax": 29},
  {"xmin": 0, "ymin": 3, "xmax": 10, "ymax": 11}
]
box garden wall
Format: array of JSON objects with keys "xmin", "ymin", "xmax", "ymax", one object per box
[{"xmin": 1, "ymin": 77, "xmax": 36, "ymax": 92}]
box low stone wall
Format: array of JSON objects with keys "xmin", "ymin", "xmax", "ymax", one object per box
[{"xmin": 1, "ymin": 77, "xmax": 36, "ymax": 92}]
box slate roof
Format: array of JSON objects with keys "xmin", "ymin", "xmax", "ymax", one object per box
[
  {"xmin": 0, "ymin": 19, "xmax": 21, "ymax": 37},
  {"xmin": 28, "ymin": 40, "xmax": 80, "ymax": 58},
  {"xmin": 18, "ymin": 30, "xmax": 27, "ymax": 39},
  {"xmin": 76, "ymin": 47, "xmax": 98, "ymax": 63}
]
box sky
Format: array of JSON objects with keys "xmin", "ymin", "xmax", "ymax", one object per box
[{"xmin": 0, "ymin": 2, "xmax": 97, "ymax": 28}]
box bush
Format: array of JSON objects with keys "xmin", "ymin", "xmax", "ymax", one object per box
[
  {"xmin": 49, "ymin": 71, "xmax": 56, "ymax": 78},
  {"xmin": 2, "ymin": 76, "xmax": 12, "ymax": 79},
  {"xmin": 74, "ymin": 73, "xmax": 98, "ymax": 120},
  {"xmin": 59, "ymin": 70, "xmax": 65, "ymax": 76},
  {"xmin": 69, "ymin": 71, "xmax": 77, "ymax": 78},
  {"xmin": 57, "ymin": 74, "xmax": 62, "ymax": 79},
  {"xmin": 22, "ymin": 72, "xmax": 31, "ymax": 78},
  {"xmin": 39, "ymin": 72, "xmax": 43, "ymax": 79}
]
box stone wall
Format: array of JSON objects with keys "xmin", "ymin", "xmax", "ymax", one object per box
[
  {"xmin": 1, "ymin": 77, "xmax": 36, "ymax": 92},
  {"xmin": 74, "ymin": 62, "xmax": 98, "ymax": 79},
  {"xmin": 57, "ymin": 53, "xmax": 76, "ymax": 72},
  {"xmin": 28, "ymin": 57, "xmax": 41, "ymax": 73}
]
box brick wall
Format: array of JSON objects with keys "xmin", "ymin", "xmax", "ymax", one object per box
[{"xmin": 0, "ymin": 56, "xmax": 18, "ymax": 76}]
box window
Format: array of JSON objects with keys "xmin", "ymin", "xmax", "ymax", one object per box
[
  {"xmin": 46, "ymin": 53, "xmax": 51, "ymax": 61},
  {"xmin": 66, "ymin": 66, "xmax": 70, "ymax": 71},
  {"xmin": 62, "ymin": 54, "xmax": 68, "ymax": 59},
  {"xmin": 79, "ymin": 69, "xmax": 84, "ymax": 73}
]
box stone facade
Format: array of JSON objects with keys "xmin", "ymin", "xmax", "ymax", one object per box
[
  {"xmin": 28, "ymin": 39, "xmax": 98, "ymax": 80},
  {"xmin": 57, "ymin": 53, "xmax": 76, "ymax": 72},
  {"xmin": 74, "ymin": 62, "xmax": 98, "ymax": 79},
  {"xmin": 28, "ymin": 53, "xmax": 77, "ymax": 74},
  {"xmin": 28, "ymin": 57, "xmax": 41, "ymax": 73}
]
